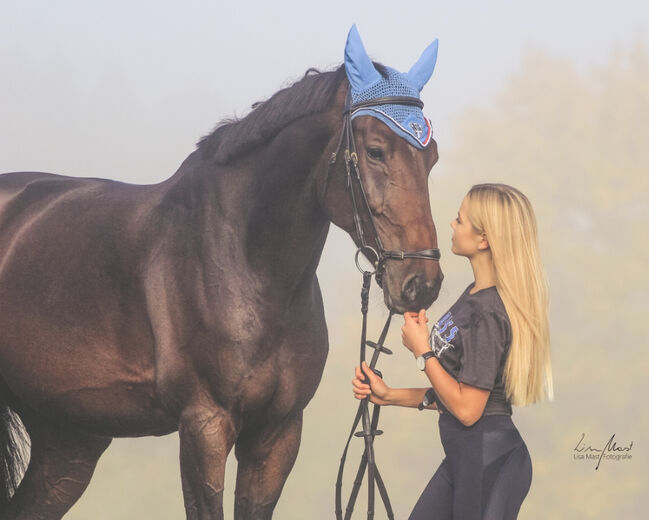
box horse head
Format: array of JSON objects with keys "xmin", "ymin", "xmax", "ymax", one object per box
[{"xmin": 320, "ymin": 25, "xmax": 444, "ymax": 314}]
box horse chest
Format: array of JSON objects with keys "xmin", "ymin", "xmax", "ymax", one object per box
[
  {"xmin": 210, "ymin": 322, "xmax": 328, "ymax": 414},
  {"xmin": 150, "ymin": 295, "xmax": 328, "ymax": 419}
]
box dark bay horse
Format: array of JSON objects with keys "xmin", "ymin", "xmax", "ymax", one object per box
[{"xmin": 0, "ymin": 38, "xmax": 443, "ymax": 520}]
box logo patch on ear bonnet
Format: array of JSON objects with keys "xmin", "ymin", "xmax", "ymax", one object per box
[{"xmin": 344, "ymin": 24, "xmax": 438, "ymax": 149}]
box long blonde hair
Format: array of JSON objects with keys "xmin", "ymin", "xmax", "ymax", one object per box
[{"xmin": 466, "ymin": 183, "xmax": 553, "ymax": 406}]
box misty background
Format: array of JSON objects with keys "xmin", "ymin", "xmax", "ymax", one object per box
[{"xmin": 1, "ymin": 1, "xmax": 648, "ymax": 518}]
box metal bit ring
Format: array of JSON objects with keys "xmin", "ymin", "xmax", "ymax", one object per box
[{"xmin": 354, "ymin": 246, "xmax": 379, "ymax": 275}]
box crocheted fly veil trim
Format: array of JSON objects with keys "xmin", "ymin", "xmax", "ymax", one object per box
[{"xmin": 344, "ymin": 25, "xmax": 439, "ymax": 149}]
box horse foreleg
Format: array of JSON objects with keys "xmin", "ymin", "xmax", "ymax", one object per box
[
  {"xmin": 2, "ymin": 413, "xmax": 111, "ymax": 520},
  {"xmin": 178, "ymin": 402, "xmax": 238, "ymax": 520},
  {"xmin": 233, "ymin": 412, "xmax": 303, "ymax": 520}
]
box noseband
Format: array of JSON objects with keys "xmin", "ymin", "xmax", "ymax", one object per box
[
  {"xmin": 324, "ymin": 92, "xmax": 441, "ymax": 286},
  {"xmin": 330, "ymin": 93, "xmax": 441, "ymax": 520}
]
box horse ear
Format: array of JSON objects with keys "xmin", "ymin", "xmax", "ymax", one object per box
[
  {"xmin": 406, "ymin": 39, "xmax": 439, "ymax": 92},
  {"xmin": 344, "ymin": 24, "xmax": 381, "ymax": 91}
]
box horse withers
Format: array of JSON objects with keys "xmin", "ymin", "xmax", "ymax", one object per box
[{"xmin": 0, "ymin": 26, "xmax": 443, "ymax": 519}]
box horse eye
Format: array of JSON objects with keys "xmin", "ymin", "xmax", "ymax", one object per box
[{"xmin": 366, "ymin": 147, "xmax": 384, "ymax": 161}]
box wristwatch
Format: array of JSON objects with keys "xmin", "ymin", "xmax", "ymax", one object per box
[
  {"xmin": 417, "ymin": 387, "xmax": 437, "ymax": 411},
  {"xmin": 416, "ymin": 350, "xmax": 435, "ymax": 371}
]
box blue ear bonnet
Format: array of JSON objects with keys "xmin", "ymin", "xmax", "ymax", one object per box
[
  {"xmin": 349, "ymin": 67, "xmax": 432, "ymax": 149},
  {"xmin": 344, "ymin": 25, "xmax": 438, "ymax": 149}
]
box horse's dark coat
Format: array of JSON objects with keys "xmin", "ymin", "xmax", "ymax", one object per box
[{"xmin": 0, "ymin": 65, "xmax": 442, "ymax": 519}]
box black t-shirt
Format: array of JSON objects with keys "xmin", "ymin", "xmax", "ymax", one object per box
[{"xmin": 429, "ymin": 282, "xmax": 513, "ymax": 417}]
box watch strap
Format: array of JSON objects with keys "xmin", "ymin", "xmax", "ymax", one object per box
[
  {"xmin": 417, "ymin": 387, "xmax": 438, "ymax": 411},
  {"xmin": 417, "ymin": 350, "xmax": 436, "ymax": 371}
]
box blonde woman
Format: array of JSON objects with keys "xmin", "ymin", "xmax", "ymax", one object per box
[{"xmin": 352, "ymin": 183, "xmax": 553, "ymax": 520}]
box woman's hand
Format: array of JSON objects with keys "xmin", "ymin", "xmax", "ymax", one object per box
[
  {"xmin": 352, "ymin": 362, "xmax": 391, "ymax": 405},
  {"xmin": 402, "ymin": 309, "xmax": 431, "ymax": 358}
]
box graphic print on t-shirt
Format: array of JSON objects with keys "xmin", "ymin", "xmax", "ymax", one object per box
[{"xmin": 430, "ymin": 311, "xmax": 459, "ymax": 357}]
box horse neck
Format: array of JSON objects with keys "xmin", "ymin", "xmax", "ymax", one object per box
[
  {"xmin": 241, "ymin": 111, "xmax": 335, "ymax": 293},
  {"xmin": 162, "ymin": 110, "xmax": 337, "ymax": 304}
]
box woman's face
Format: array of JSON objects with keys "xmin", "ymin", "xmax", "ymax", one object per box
[{"xmin": 450, "ymin": 196, "xmax": 485, "ymax": 257}]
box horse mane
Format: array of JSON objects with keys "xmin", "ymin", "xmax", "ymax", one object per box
[
  {"xmin": 196, "ymin": 66, "xmax": 345, "ymax": 164},
  {"xmin": 197, "ymin": 63, "xmax": 389, "ymax": 165}
]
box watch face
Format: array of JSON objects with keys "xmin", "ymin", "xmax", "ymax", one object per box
[{"xmin": 417, "ymin": 356, "xmax": 425, "ymax": 370}]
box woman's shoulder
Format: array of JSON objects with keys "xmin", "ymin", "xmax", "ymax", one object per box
[
  {"xmin": 465, "ymin": 283, "xmax": 507, "ymax": 312},
  {"xmin": 454, "ymin": 284, "xmax": 510, "ymax": 330},
  {"xmin": 454, "ymin": 282, "xmax": 498, "ymax": 313},
  {"xmin": 439, "ymin": 283, "xmax": 508, "ymax": 330}
]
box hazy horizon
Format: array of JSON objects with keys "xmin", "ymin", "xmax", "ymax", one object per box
[{"xmin": 1, "ymin": 2, "xmax": 648, "ymax": 518}]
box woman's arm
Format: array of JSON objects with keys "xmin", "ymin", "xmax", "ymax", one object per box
[
  {"xmin": 384, "ymin": 387, "xmax": 439, "ymax": 409},
  {"xmin": 352, "ymin": 364, "xmax": 438, "ymax": 410},
  {"xmin": 421, "ymin": 358, "xmax": 488, "ymax": 425},
  {"xmin": 402, "ymin": 310, "xmax": 490, "ymax": 426}
]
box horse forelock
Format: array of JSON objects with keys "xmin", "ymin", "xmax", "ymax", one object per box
[{"xmin": 196, "ymin": 63, "xmax": 390, "ymax": 165}]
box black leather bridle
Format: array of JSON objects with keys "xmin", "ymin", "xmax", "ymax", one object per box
[
  {"xmin": 323, "ymin": 92, "xmax": 441, "ymax": 287},
  {"xmin": 329, "ymin": 93, "xmax": 441, "ymax": 520}
]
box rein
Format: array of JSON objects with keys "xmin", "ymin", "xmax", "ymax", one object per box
[
  {"xmin": 335, "ymin": 272, "xmax": 394, "ymax": 520},
  {"xmin": 329, "ymin": 93, "xmax": 441, "ymax": 519}
]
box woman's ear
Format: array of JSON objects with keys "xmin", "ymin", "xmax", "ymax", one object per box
[{"xmin": 478, "ymin": 233, "xmax": 490, "ymax": 251}]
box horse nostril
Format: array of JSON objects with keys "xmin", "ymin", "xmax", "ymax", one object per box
[
  {"xmin": 402, "ymin": 274, "xmax": 421, "ymax": 303},
  {"xmin": 402, "ymin": 273, "xmax": 440, "ymax": 308}
]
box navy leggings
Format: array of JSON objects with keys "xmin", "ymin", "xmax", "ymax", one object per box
[{"xmin": 409, "ymin": 414, "xmax": 532, "ymax": 520}]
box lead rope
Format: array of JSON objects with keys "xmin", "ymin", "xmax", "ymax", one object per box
[{"xmin": 335, "ymin": 270, "xmax": 395, "ymax": 520}]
